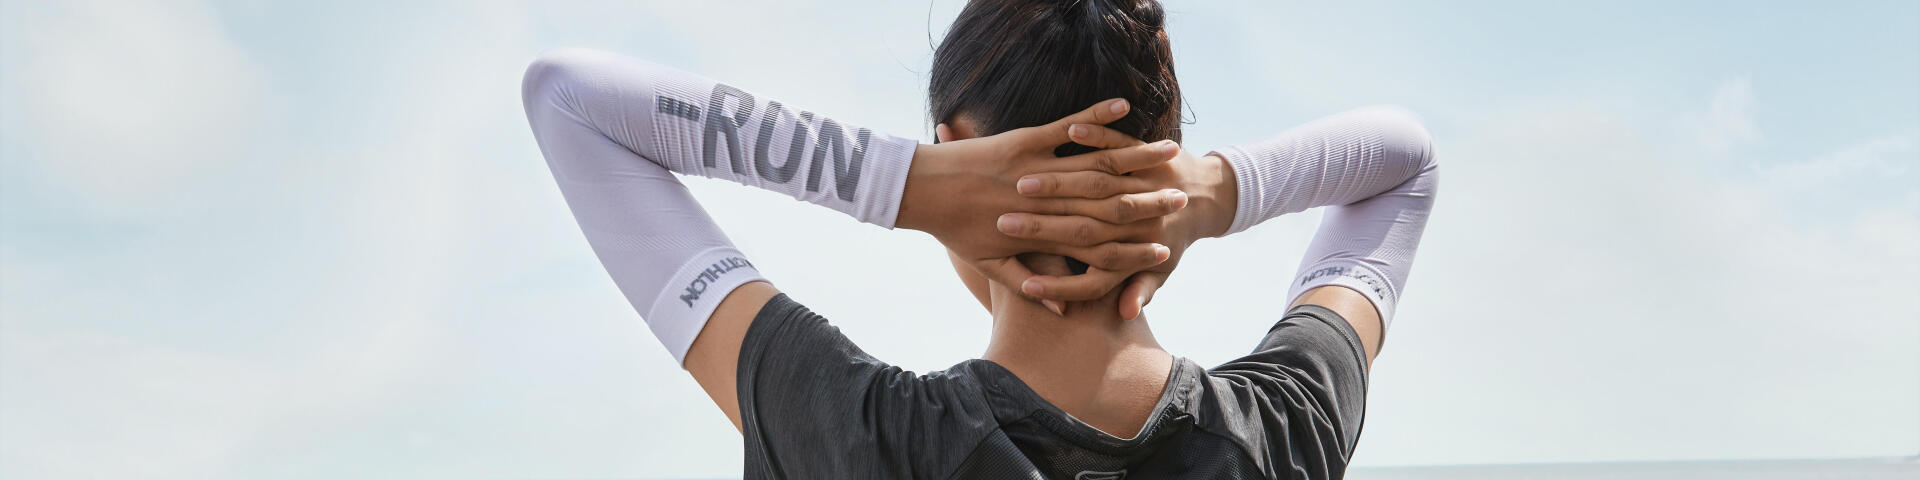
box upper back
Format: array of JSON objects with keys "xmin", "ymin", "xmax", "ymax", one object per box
[{"xmin": 738, "ymin": 295, "xmax": 1370, "ymax": 479}]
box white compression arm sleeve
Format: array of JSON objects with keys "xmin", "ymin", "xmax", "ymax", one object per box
[
  {"xmin": 1217, "ymin": 106, "xmax": 1438, "ymax": 331},
  {"xmin": 520, "ymin": 48, "xmax": 918, "ymax": 364}
]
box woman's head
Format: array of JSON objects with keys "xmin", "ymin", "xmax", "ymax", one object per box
[
  {"xmin": 930, "ymin": 0, "xmax": 1180, "ymax": 152},
  {"xmin": 931, "ymin": 0, "xmax": 1182, "ymax": 306}
]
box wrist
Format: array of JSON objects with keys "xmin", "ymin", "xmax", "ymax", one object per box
[
  {"xmin": 1176, "ymin": 151, "xmax": 1237, "ymax": 239},
  {"xmin": 896, "ymin": 143, "xmax": 945, "ymax": 233}
]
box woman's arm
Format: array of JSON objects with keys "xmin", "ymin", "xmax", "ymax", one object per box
[
  {"xmin": 526, "ymin": 47, "xmax": 1182, "ymax": 297},
  {"xmin": 522, "ymin": 49, "xmax": 785, "ymax": 368},
  {"xmin": 1006, "ymin": 107, "xmax": 1437, "ymax": 353},
  {"xmin": 1221, "ymin": 106, "xmax": 1436, "ymax": 358},
  {"xmin": 521, "ymin": 48, "xmax": 1190, "ymax": 427},
  {"xmin": 522, "ymin": 50, "xmax": 781, "ymax": 428}
]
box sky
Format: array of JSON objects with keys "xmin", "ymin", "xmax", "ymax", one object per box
[{"xmin": 1, "ymin": 0, "xmax": 1916, "ymax": 478}]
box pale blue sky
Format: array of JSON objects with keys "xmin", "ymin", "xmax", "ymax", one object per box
[{"xmin": 2, "ymin": 1, "xmax": 1917, "ymax": 478}]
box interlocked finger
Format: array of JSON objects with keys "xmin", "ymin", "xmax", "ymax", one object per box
[
  {"xmin": 1030, "ymin": 139, "xmax": 1179, "ymax": 176},
  {"xmin": 1017, "ymin": 98, "xmax": 1131, "ymax": 147},
  {"xmin": 1066, "ymin": 123, "xmax": 1146, "ymax": 149},
  {"xmin": 967, "ymin": 256, "xmax": 1040, "ymax": 301},
  {"xmin": 997, "ymin": 213, "xmax": 1150, "ymax": 247},
  {"xmin": 1020, "ymin": 268, "xmax": 1134, "ymax": 302},
  {"xmin": 1025, "ymin": 189, "xmax": 1188, "ymax": 224},
  {"xmin": 1043, "ymin": 242, "xmax": 1168, "ymax": 272},
  {"xmin": 1017, "ymin": 170, "xmax": 1157, "ymax": 198}
]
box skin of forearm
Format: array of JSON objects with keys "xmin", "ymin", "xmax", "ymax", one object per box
[
  {"xmin": 1174, "ymin": 152, "xmax": 1238, "ymax": 241},
  {"xmin": 894, "ymin": 144, "xmax": 959, "ymax": 234}
]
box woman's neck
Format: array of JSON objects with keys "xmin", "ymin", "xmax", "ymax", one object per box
[{"xmin": 982, "ymin": 286, "xmax": 1173, "ymax": 439}]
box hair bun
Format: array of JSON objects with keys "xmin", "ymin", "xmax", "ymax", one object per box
[
  {"xmin": 1070, "ymin": 0, "xmax": 1168, "ymax": 66},
  {"xmin": 1081, "ymin": 0, "xmax": 1164, "ymax": 31}
]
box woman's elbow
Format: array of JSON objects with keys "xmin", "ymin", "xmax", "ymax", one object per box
[
  {"xmin": 1360, "ymin": 105, "xmax": 1436, "ymax": 172},
  {"xmin": 521, "ymin": 48, "xmax": 613, "ymax": 117},
  {"xmin": 1378, "ymin": 106, "xmax": 1440, "ymax": 202}
]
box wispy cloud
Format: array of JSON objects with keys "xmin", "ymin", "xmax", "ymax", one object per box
[
  {"xmin": 1760, "ymin": 129, "xmax": 1917, "ymax": 191},
  {"xmin": 1692, "ymin": 77, "xmax": 1763, "ymax": 153}
]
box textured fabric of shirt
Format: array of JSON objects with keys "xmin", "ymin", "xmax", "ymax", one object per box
[{"xmin": 737, "ymin": 294, "xmax": 1369, "ymax": 479}]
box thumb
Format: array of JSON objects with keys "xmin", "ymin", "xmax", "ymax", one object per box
[{"xmin": 1118, "ymin": 272, "xmax": 1169, "ymax": 321}]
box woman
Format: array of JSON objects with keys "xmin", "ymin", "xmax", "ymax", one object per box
[{"xmin": 520, "ymin": 0, "xmax": 1436, "ymax": 478}]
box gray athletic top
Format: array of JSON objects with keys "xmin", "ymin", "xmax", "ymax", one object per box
[{"xmin": 738, "ymin": 294, "xmax": 1369, "ymax": 479}]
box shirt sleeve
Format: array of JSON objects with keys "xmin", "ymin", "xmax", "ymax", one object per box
[
  {"xmin": 1213, "ymin": 106, "xmax": 1438, "ymax": 331},
  {"xmin": 521, "ymin": 48, "xmax": 919, "ymax": 364},
  {"xmin": 1199, "ymin": 305, "xmax": 1370, "ymax": 478},
  {"xmin": 736, "ymin": 294, "xmax": 997, "ymax": 479}
]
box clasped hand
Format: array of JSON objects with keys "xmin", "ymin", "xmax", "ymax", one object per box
[{"xmin": 899, "ymin": 99, "xmax": 1216, "ymax": 319}]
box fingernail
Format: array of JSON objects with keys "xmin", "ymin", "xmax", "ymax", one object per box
[
  {"xmin": 997, "ymin": 214, "xmax": 1024, "ymax": 233},
  {"xmin": 1069, "ymin": 124, "xmax": 1085, "ymax": 138},
  {"xmin": 1017, "ymin": 177, "xmax": 1041, "ymax": 195},
  {"xmin": 1153, "ymin": 244, "xmax": 1170, "ymax": 261},
  {"xmin": 1042, "ymin": 299, "xmax": 1065, "ymax": 316},
  {"xmin": 1022, "ymin": 280, "xmax": 1045, "ymax": 297},
  {"xmin": 1110, "ymin": 99, "xmax": 1128, "ymax": 114},
  {"xmin": 1155, "ymin": 140, "xmax": 1177, "ymax": 152}
]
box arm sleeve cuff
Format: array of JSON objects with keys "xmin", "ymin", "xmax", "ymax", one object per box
[{"xmin": 644, "ymin": 247, "xmax": 768, "ymax": 364}]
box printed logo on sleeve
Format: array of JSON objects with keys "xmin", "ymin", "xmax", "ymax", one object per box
[
  {"xmin": 679, "ymin": 256, "xmax": 755, "ymax": 307},
  {"xmin": 1299, "ymin": 265, "xmax": 1388, "ymax": 298},
  {"xmin": 656, "ymin": 83, "xmax": 875, "ymax": 202},
  {"xmin": 656, "ymin": 96, "xmax": 702, "ymax": 121}
]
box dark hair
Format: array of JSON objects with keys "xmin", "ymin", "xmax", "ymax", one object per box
[{"xmin": 930, "ymin": 0, "xmax": 1181, "ymax": 155}]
